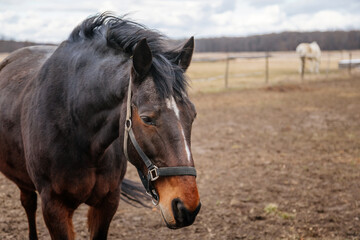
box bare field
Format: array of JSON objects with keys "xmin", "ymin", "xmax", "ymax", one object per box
[{"xmin": 1, "ymin": 77, "xmax": 360, "ymax": 239}]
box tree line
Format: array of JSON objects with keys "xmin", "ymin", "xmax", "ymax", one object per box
[
  {"xmin": 193, "ymin": 31, "xmax": 360, "ymax": 52},
  {"xmin": 1, "ymin": 31, "xmax": 359, "ymax": 53}
]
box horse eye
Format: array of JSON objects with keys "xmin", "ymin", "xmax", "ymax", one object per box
[{"xmin": 140, "ymin": 116, "xmax": 155, "ymax": 125}]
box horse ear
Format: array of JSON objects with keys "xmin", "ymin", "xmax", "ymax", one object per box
[
  {"xmin": 176, "ymin": 36, "xmax": 194, "ymax": 72},
  {"xmin": 133, "ymin": 38, "xmax": 152, "ymax": 79}
]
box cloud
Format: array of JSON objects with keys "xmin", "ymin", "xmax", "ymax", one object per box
[
  {"xmin": 285, "ymin": 10, "xmax": 360, "ymax": 32},
  {"xmin": 0, "ymin": 10, "xmax": 91, "ymax": 42},
  {"xmin": 281, "ymin": 0, "xmax": 360, "ymax": 16},
  {"xmin": 0, "ymin": 0, "xmax": 359, "ymax": 43},
  {"xmin": 247, "ymin": 0, "xmax": 286, "ymax": 8},
  {"xmin": 215, "ymin": 0, "xmax": 237, "ymax": 14}
]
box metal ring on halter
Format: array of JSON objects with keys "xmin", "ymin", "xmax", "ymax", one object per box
[
  {"xmin": 148, "ymin": 182, "xmax": 160, "ymax": 205},
  {"xmin": 125, "ymin": 119, "xmax": 132, "ymax": 131},
  {"xmin": 151, "ymin": 192, "xmax": 159, "ymax": 205}
]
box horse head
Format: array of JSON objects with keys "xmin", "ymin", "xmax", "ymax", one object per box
[{"xmin": 122, "ymin": 37, "xmax": 201, "ymax": 229}]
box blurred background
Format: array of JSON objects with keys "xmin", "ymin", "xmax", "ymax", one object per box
[
  {"xmin": 1, "ymin": 0, "xmax": 360, "ymax": 91},
  {"xmin": 1, "ymin": 1, "xmax": 360, "ymax": 239}
]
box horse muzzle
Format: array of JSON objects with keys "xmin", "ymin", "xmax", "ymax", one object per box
[
  {"xmin": 156, "ymin": 175, "xmax": 201, "ymax": 229},
  {"xmin": 160, "ymin": 199, "xmax": 201, "ymax": 229},
  {"xmin": 170, "ymin": 198, "xmax": 201, "ymax": 229}
]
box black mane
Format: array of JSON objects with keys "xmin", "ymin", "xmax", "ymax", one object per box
[{"xmin": 68, "ymin": 12, "xmax": 188, "ymax": 99}]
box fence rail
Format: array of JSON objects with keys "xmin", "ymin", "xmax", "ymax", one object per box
[{"xmin": 193, "ymin": 53, "xmax": 271, "ymax": 88}]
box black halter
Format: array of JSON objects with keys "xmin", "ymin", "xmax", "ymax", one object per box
[{"xmin": 123, "ymin": 75, "xmax": 197, "ymax": 205}]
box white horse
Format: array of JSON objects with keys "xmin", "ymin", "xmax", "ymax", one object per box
[{"xmin": 296, "ymin": 41, "xmax": 321, "ymax": 74}]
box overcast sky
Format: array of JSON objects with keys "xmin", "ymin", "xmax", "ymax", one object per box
[{"xmin": 0, "ymin": 0, "xmax": 359, "ymax": 43}]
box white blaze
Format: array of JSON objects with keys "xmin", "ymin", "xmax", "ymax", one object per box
[
  {"xmin": 181, "ymin": 128, "xmax": 192, "ymax": 162},
  {"xmin": 166, "ymin": 96, "xmax": 180, "ymax": 119},
  {"xmin": 166, "ymin": 96, "xmax": 191, "ymax": 162}
]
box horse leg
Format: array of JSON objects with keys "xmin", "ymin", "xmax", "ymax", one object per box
[
  {"xmin": 88, "ymin": 190, "xmax": 120, "ymax": 240},
  {"xmin": 308, "ymin": 59, "xmax": 314, "ymax": 73},
  {"xmin": 20, "ymin": 189, "xmax": 38, "ymax": 240},
  {"xmin": 315, "ymin": 60, "xmax": 320, "ymax": 73},
  {"xmin": 41, "ymin": 193, "xmax": 76, "ymax": 240}
]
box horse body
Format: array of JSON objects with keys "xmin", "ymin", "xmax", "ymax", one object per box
[
  {"xmin": 296, "ymin": 41, "xmax": 321, "ymax": 73},
  {"xmin": 0, "ymin": 46, "xmax": 55, "ymax": 190},
  {"xmin": 0, "ymin": 39, "xmax": 128, "ymax": 240},
  {"xmin": 0, "ymin": 13, "xmax": 200, "ymax": 239}
]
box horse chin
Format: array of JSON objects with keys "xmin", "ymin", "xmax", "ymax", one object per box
[
  {"xmin": 159, "ymin": 200, "xmax": 201, "ymax": 229},
  {"xmin": 159, "ymin": 204, "xmax": 178, "ymax": 229}
]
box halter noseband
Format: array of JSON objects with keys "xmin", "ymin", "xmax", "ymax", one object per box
[{"xmin": 123, "ymin": 74, "xmax": 197, "ymax": 205}]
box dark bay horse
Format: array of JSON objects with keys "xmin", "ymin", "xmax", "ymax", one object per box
[{"xmin": 0, "ymin": 13, "xmax": 200, "ymax": 239}]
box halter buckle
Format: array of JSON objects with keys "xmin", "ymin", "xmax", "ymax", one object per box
[{"xmin": 149, "ymin": 166, "xmax": 159, "ymax": 181}]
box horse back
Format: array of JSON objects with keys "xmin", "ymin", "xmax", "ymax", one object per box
[{"xmin": 0, "ymin": 46, "xmax": 56, "ymax": 190}]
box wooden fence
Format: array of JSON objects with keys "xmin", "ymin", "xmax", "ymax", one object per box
[
  {"xmin": 193, "ymin": 51, "xmax": 357, "ymax": 89},
  {"xmin": 193, "ymin": 53, "xmax": 271, "ymax": 88}
]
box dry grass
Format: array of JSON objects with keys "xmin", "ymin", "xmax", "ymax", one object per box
[{"xmin": 187, "ymin": 50, "xmax": 360, "ymax": 93}]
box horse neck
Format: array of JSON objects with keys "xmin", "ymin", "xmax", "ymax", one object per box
[{"xmin": 44, "ymin": 41, "xmax": 131, "ymax": 156}]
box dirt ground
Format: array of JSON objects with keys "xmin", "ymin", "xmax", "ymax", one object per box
[{"xmin": 1, "ymin": 76, "xmax": 360, "ymax": 239}]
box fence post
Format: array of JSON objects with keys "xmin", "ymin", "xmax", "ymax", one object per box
[
  {"xmin": 224, "ymin": 56, "xmax": 229, "ymax": 88},
  {"xmin": 301, "ymin": 56, "xmax": 305, "ymax": 82},
  {"xmin": 326, "ymin": 52, "xmax": 330, "ymax": 79},
  {"xmin": 348, "ymin": 52, "xmax": 352, "ymax": 75},
  {"xmin": 265, "ymin": 52, "xmax": 269, "ymax": 84}
]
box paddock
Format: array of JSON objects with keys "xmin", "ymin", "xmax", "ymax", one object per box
[
  {"xmin": 188, "ymin": 50, "xmax": 360, "ymax": 92},
  {"xmin": 0, "ymin": 52, "xmax": 360, "ymax": 239}
]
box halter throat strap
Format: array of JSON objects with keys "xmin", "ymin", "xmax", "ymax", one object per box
[{"xmin": 123, "ymin": 74, "xmax": 196, "ymax": 205}]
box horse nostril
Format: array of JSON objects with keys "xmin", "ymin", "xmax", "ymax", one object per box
[{"xmin": 171, "ymin": 198, "xmax": 201, "ymax": 228}]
